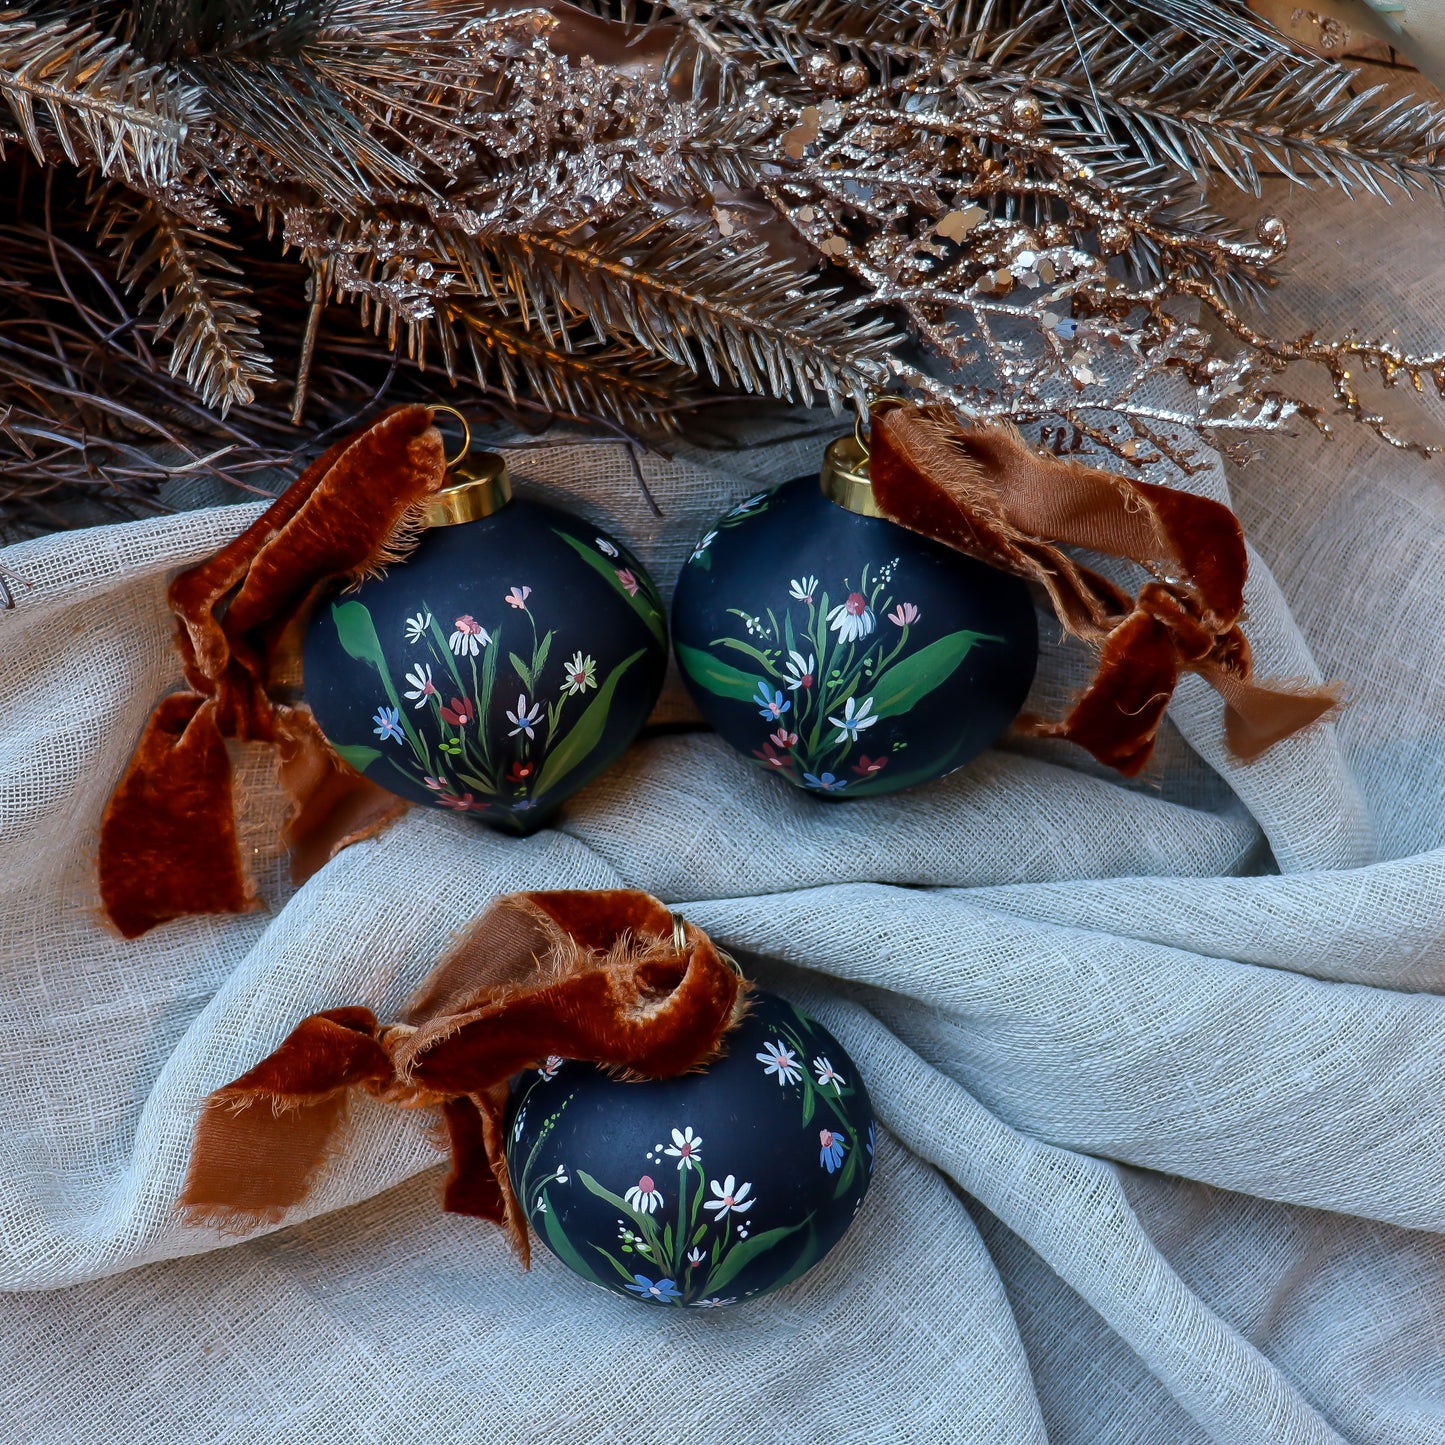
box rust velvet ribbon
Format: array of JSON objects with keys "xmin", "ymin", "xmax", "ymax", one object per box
[
  {"xmin": 177, "ymin": 889, "xmax": 748, "ymax": 1261},
  {"xmin": 98, "ymin": 405, "xmax": 448, "ymax": 938},
  {"xmin": 869, "ymin": 400, "xmax": 1338, "ymax": 775}
]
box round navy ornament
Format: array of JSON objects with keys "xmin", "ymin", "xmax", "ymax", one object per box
[
  {"xmin": 303, "ymin": 450, "xmax": 668, "ymax": 833},
  {"xmin": 671, "ymin": 434, "xmax": 1038, "ymax": 797},
  {"xmin": 505, "ymin": 990, "xmax": 874, "ymax": 1307}
]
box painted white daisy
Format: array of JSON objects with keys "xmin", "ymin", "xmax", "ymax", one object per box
[
  {"xmin": 788, "ymin": 575, "xmax": 818, "ymax": 603},
  {"xmin": 595, "ymin": 537, "xmax": 619, "ymax": 558},
  {"xmin": 755, "ymin": 1039, "xmax": 801, "ymax": 1086},
  {"xmin": 664, "ymin": 1126, "xmax": 702, "ymax": 1169},
  {"xmin": 625, "ymin": 1175, "xmax": 664, "ymax": 1214},
  {"xmin": 826, "ymin": 590, "xmax": 875, "ymax": 643},
  {"xmin": 404, "ymin": 610, "xmax": 431, "ymax": 642},
  {"xmin": 690, "ymin": 529, "xmax": 718, "ymax": 562},
  {"xmin": 813, "ymin": 1055, "xmax": 847, "ymax": 1090},
  {"xmin": 403, "ymin": 662, "xmax": 436, "ymax": 708},
  {"xmin": 728, "ymin": 492, "xmax": 767, "ymax": 517},
  {"xmin": 561, "ymin": 651, "xmax": 597, "ymax": 696},
  {"xmin": 703, "ymin": 1175, "xmax": 754, "ymax": 1217},
  {"xmin": 449, "ymin": 614, "xmax": 490, "ymax": 656},
  {"xmin": 783, "ymin": 650, "xmax": 815, "ymax": 691}
]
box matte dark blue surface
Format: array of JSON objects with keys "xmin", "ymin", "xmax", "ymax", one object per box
[
  {"xmin": 672, "ymin": 475, "xmax": 1039, "ymax": 798},
  {"xmin": 302, "ymin": 497, "xmax": 668, "ymax": 833},
  {"xmin": 506, "ymin": 991, "xmax": 875, "ymax": 1308}
]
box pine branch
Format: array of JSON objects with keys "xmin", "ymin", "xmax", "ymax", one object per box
[
  {"xmin": 100, "ymin": 191, "xmax": 273, "ymax": 414},
  {"xmin": 687, "ymin": 0, "xmax": 1445, "ymax": 199},
  {"xmin": 997, "ymin": 13, "xmax": 1445, "ymax": 200},
  {"xmin": 0, "ymin": 9, "xmax": 189, "ymax": 188},
  {"xmin": 495, "ymin": 220, "xmax": 900, "ymax": 408},
  {"xmin": 433, "ymin": 300, "xmax": 706, "ymax": 436},
  {"xmin": 137, "ymin": 0, "xmax": 507, "ymax": 204}
]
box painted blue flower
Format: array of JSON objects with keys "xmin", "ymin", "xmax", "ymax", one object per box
[
  {"xmin": 625, "ymin": 1274, "xmax": 682, "ymax": 1303},
  {"xmin": 803, "ymin": 772, "xmax": 846, "ymax": 792},
  {"xmin": 371, "ymin": 705, "xmax": 403, "ymax": 742},
  {"xmin": 819, "ymin": 1127, "xmax": 847, "ymax": 1173},
  {"xmin": 866, "ymin": 1121, "xmax": 877, "ymax": 1171},
  {"xmin": 753, "ymin": 682, "xmax": 791, "ymax": 721}
]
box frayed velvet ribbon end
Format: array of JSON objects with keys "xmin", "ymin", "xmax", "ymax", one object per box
[
  {"xmin": 868, "ymin": 400, "xmax": 1339, "ymax": 775},
  {"xmin": 176, "ymin": 889, "xmax": 750, "ymax": 1263},
  {"xmin": 98, "ymin": 405, "xmax": 448, "ymax": 939}
]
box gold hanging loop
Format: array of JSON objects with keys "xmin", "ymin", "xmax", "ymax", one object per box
[
  {"xmin": 853, "ymin": 403, "xmax": 872, "ymax": 464},
  {"xmin": 429, "ymin": 404, "xmax": 473, "ymax": 469}
]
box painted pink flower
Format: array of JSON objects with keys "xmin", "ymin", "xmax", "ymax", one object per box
[
  {"xmin": 851, "ymin": 754, "xmax": 888, "ymax": 777},
  {"xmin": 616, "ymin": 568, "xmax": 640, "ymax": 596},
  {"xmin": 887, "ymin": 601, "xmax": 920, "ymax": 627},
  {"xmin": 769, "ymin": 727, "xmax": 798, "ymax": 748},
  {"xmin": 505, "ymin": 586, "xmax": 532, "ymax": 609},
  {"xmin": 752, "ymin": 741, "xmax": 790, "ymax": 770}
]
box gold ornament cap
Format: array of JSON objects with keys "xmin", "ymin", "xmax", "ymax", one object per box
[
  {"xmin": 422, "ymin": 451, "xmax": 513, "ymax": 527},
  {"xmin": 819, "ymin": 433, "xmax": 883, "ymax": 518}
]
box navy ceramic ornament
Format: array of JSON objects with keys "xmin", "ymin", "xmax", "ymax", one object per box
[
  {"xmin": 303, "ymin": 450, "xmax": 668, "ymax": 833},
  {"xmin": 671, "ymin": 434, "xmax": 1038, "ymax": 798},
  {"xmin": 505, "ymin": 990, "xmax": 874, "ymax": 1308}
]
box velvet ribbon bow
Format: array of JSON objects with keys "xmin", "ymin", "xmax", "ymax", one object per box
[
  {"xmin": 99, "ymin": 405, "xmax": 448, "ymax": 939},
  {"xmin": 868, "ymin": 400, "xmax": 1338, "ymax": 775},
  {"xmin": 178, "ymin": 889, "xmax": 748, "ymax": 1261}
]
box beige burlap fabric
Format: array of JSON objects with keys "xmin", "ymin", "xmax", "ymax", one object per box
[{"xmin": 3, "ymin": 140, "xmax": 1445, "ymax": 1442}]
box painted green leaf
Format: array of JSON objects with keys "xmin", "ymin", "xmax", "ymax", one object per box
[
  {"xmin": 331, "ymin": 743, "xmax": 381, "ymax": 773},
  {"xmin": 509, "ymin": 651, "xmax": 534, "ymax": 692},
  {"xmin": 718, "ymin": 636, "xmax": 780, "ymax": 673},
  {"xmin": 766, "ymin": 1220, "xmax": 822, "ymax": 1295},
  {"xmin": 330, "ymin": 600, "xmax": 387, "ymax": 671},
  {"xmin": 533, "ymin": 629, "xmax": 554, "ymax": 685},
  {"xmin": 675, "ymin": 642, "xmax": 760, "ymax": 705},
  {"xmin": 594, "ymin": 1244, "xmax": 644, "ymax": 1286},
  {"xmin": 868, "ymin": 629, "xmax": 1002, "ymax": 718},
  {"xmin": 552, "ymin": 529, "xmax": 666, "ymax": 644},
  {"xmin": 533, "ymin": 648, "xmax": 643, "ymax": 799},
  {"xmin": 537, "ymin": 1203, "xmax": 606, "ymax": 1288},
  {"xmin": 702, "ymin": 1220, "xmax": 807, "ymax": 1296},
  {"xmin": 576, "ymin": 1169, "xmax": 637, "ymax": 1220}
]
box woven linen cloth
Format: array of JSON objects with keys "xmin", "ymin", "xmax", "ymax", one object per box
[{"xmin": 4, "ymin": 171, "xmax": 1445, "ymax": 1444}]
